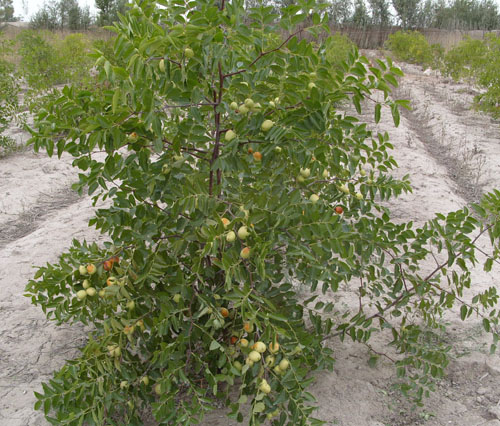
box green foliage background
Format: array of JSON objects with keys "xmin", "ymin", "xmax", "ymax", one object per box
[{"xmin": 385, "ymin": 30, "xmax": 443, "ymax": 68}]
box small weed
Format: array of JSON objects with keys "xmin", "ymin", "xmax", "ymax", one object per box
[{"xmin": 0, "ymin": 135, "xmax": 20, "ymax": 158}]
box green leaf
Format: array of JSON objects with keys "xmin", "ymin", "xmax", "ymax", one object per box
[
  {"xmin": 367, "ymin": 355, "xmax": 379, "ymax": 368},
  {"xmin": 374, "ymin": 103, "xmax": 381, "ymax": 124},
  {"xmin": 112, "ymin": 89, "xmax": 120, "ymax": 114},
  {"xmin": 460, "ymin": 304, "xmax": 468, "ymax": 321},
  {"xmin": 391, "ymin": 104, "xmax": 400, "ymax": 127},
  {"xmin": 483, "ymin": 318, "xmax": 491, "ymax": 332},
  {"xmin": 209, "ymin": 340, "xmax": 221, "ymax": 351}
]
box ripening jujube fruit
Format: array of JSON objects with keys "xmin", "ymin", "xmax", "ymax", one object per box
[
  {"xmin": 243, "ymin": 322, "xmax": 254, "ymax": 333},
  {"xmin": 237, "ymin": 226, "xmax": 249, "ymax": 240},
  {"xmin": 240, "ymin": 247, "xmax": 251, "ymax": 259},
  {"xmin": 76, "ymin": 290, "xmax": 87, "ymax": 300},
  {"xmin": 269, "ymin": 342, "xmax": 280, "ymax": 353},
  {"xmin": 279, "ymin": 359, "xmax": 290, "ymax": 370},
  {"xmin": 225, "ymin": 130, "xmax": 236, "ymax": 141},
  {"xmin": 261, "ymin": 120, "xmax": 274, "ymax": 132},
  {"xmin": 300, "ymin": 168, "xmax": 310, "ymax": 178},
  {"xmin": 253, "ymin": 341, "xmax": 266, "ymax": 353},
  {"xmin": 248, "ymin": 351, "xmax": 261, "ymax": 362}
]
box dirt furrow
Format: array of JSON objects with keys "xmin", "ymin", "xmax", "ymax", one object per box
[
  {"xmin": 0, "ymin": 150, "xmax": 77, "ymax": 230},
  {"xmin": 395, "ymin": 64, "xmax": 500, "ymax": 202},
  {"xmin": 0, "ymin": 185, "xmax": 81, "ymax": 249}
]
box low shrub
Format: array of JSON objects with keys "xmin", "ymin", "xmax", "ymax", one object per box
[
  {"xmin": 323, "ymin": 32, "xmax": 356, "ymax": 70},
  {"xmin": 17, "ymin": 30, "xmax": 97, "ymax": 112},
  {"xmin": 17, "ymin": 30, "xmax": 60, "ymax": 89},
  {"xmin": 385, "ymin": 30, "xmax": 440, "ymax": 68},
  {"xmin": 58, "ymin": 33, "xmax": 94, "ymax": 86},
  {"xmin": 442, "ymin": 36, "xmax": 488, "ymax": 81},
  {"xmin": 440, "ymin": 34, "xmax": 500, "ymax": 118},
  {"xmin": 17, "ymin": 30, "xmax": 94, "ymax": 89},
  {"xmin": 0, "ymin": 134, "xmax": 19, "ymax": 157},
  {"xmin": 473, "ymin": 34, "xmax": 500, "ymax": 117}
]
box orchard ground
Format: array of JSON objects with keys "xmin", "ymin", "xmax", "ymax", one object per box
[{"xmin": 1, "ymin": 51, "xmax": 500, "ymax": 426}]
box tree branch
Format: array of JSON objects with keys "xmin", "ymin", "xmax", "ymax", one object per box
[{"xmin": 222, "ymin": 29, "xmax": 304, "ymax": 79}]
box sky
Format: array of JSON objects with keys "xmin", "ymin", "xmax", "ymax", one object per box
[
  {"xmin": 12, "ymin": 0, "xmax": 98, "ymax": 20},
  {"xmin": 11, "ymin": 0, "xmax": 500, "ymax": 20}
]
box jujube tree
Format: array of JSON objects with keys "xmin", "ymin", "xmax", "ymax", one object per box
[{"xmin": 26, "ymin": 0, "xmax": 500, "ymax": 424}]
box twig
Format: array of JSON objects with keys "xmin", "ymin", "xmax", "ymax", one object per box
[
  {"xmin": 222, "ymin": 28, "xmax": 304, "ymax": 79},
  {"xmin": 363, "ymin": 342, "xmax": 396, "ymax": 363}
]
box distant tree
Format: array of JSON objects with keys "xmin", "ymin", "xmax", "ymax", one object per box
[
  {"xmin": 392, "ymin": 0, "xmax": 421, "ymax": 29},
  {"xmin": 59, "ymin": 0, "xmax": 79, "ymax": 29},
  {"xmin": 113, "ymin": 0, "xmax": 128, "ymax": 18},
  {"xmin": 417, "ymin": 0, "xmax": 435, "ymax": 28},
  {"xmin": 329, "ymin": 0, "xmax": 353, "ymax": 25},
  {"xmin": 0, "ymin": 0, "xmax": 15, "ymax": 22},
  {"xmin": 432, "ymin": 0, "xmax": 449, "ymax": 27},
  {"xmin": 30, "ymin": 5, "xmax": 59, "ymax": 30},
  {"xmin": 95, "ymin": 0, "xmax": 114, "ymax": 25},
  {"xmin": 475, "ymin": 0, "xmax": 500, "ymax": 30},
  {"xmin": 95, "ymin": 0, "xmax": 128, "ymax": 26},
  {"xmin": 68, "ymin": 5, "xmax": 81, "ymax": 30},
  {"xmin": 368, "ymin": 0, "xmax": 392, "ymax": 26},
  {"xmin": 351, "ymin": 0, "xmax": 370, "ymax": 27},
  {"xmin": 432, "ymin": 0, "xmax": 500, "ymax": 30},
  {"xmin": 79, "ymin": 6, "xmax": 92, "ymax": 30},
  {"xmin": 31, "ymin": 0, "xmax": 93, "ymax": 30}
]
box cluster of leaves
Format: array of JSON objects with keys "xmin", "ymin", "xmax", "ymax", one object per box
[
  {"xmin": 385, "ymin": 30, "xmax": 443, "ymax": 69},
  {"xmin": 24, "ymin": 0, "xmax": 500, "ymax": 425}
]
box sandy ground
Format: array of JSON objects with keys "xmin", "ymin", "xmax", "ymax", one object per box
[{"xmin": 2, "ymin": 55, "xmax": 500, "ymax": 425}]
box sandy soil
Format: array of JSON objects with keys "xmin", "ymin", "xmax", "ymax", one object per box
[{"xmin": 2, "ymin": 55, "xmax": 500, "ymax": 426}]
